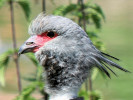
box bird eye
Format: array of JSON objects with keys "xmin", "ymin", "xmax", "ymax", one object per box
[
  {"xmin": 47, "ymin": 31, "xmax": 55, "ymax": 38},
  {"xmin": 26, "ymin": 42, "xmax": 34, "ymax": 45}
]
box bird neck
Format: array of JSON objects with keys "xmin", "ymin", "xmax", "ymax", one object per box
[{"xmin": 49, "ymin": 91, "xmax": 77, "ymax": 100}]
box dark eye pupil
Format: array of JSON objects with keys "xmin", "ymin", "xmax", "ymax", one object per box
[
  {"xmin": 26, "ymin": 42, "xmax": 34, "ymax": 45},
  {"xmin": 47, "ymin": 31, "xmax": 55, "ymax": 38}
]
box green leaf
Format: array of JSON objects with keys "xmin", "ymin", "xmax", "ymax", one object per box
[
  {"xmin": 91, "ymin": 14, "xmax": 101, "ymax": 29},
  {"xmin": 15, "ymin": 82, "xmax": 37, "ymax": 100},
  {"xmin": 16, "ymin": 0, "xmax": 31, "ymax": 21},
  {"xmin": 53, "ymin": 4, "xmax": 78, "ymax": 16},
  {"xmin": 53, "ymin": 5, "xmax": 66, "ymax": 16},
  {"xmin": 98, "ymin": 68, "xmax": 108, "ymax": 79},
  {"xmin": 85, "ymin": 8, "xmax": 103, "ymax": 29},
  {"xmin": 0, "ymin": 0, "xmax": 5, "ymax": 8},
  {"xmin": 91, "ymin": 68, "xmax": 98, "ymax": 81},
  {"xmin": 25, "ymin": 53, "xmax": 39, "ymax": 67},
  {"xmin": 85, "ymin": 3, "xmax": 105, "ymax": 20},
  {"xmin": 0, "ymin": 49, "xmax": 14, "ymax": 67},
  {"xmin": 0, "ymin": 66, "xmax": 5, "ymax": 86},
  {"xmin": 36, "ymin": 66, "xmax": 43, "ymax": 81},
  {"xmin": 14, "ymin": 81, "xmax": 44, "ymax": 100},
  {"xmin": 22, "ymin": 76, "xmax": 36, "ymax": 82},
  {"xmin": 79, "ymin": 90, "xmax": 102, "ymax": 100},
  {"xmin": 0, "ymin": 49, "xmax": 16, "ymax": 86},
  {"xmin": 93, "ymin": 4, "xmax": 105, "ymax": 20},
  {"xmin": 86, "ymin": 30, "xmax": 98, "ymax": 38},
  {"xmin": 0, "ymin": 54, "xmax": 10, "ymax": 67},
  {"xmin": 93, "ymin": 40, "xmax": 105, "ymax": 51},
  {"xmin": 37, "ymin": 81, "xmax": 44, "ymax": 92},
  {"xmin": 71, "ymin": 10, "xmax": 82, "ymax": 18},
  {"xmin": 78, "ymin": 90, "xmax": 89, "ymax": 100},
  {"xmin": 62, "ymin": 4, "xmax": 78, "ymax": 15},
  {"xmin": 89, "ymin": 90, "xmax": 103, "ymax": 100},
  {"xmin": 84, "ymin": 3, "xmax": 105, "ymax": 29}
]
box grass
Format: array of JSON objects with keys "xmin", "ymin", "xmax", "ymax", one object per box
[{"xmin": 0, "ymin": 0, "xmax": 133, "ymax": 100}]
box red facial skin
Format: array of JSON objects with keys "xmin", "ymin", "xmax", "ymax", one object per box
[{"xmin": 26, "ymin": 32, "xmax": 58, "ymax": 53}]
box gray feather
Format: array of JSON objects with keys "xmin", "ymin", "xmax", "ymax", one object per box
[
  {"xmin": 101, "ymin": 52, "xmax": 120, "ymax": 61},
  {"xmin": 28, "ymin": 13, "xmax": 130, "ymax": 99},
  {"xmin": 101, "ymin": 62, "xmax": 117, "ymax": 76},
  {"xmin": 93, "ymin": 53, "xmax": 130, "ymax": 72},
  {"xmin": 90, "ymin": 57, "xmax": 111, "ymax": 78}
]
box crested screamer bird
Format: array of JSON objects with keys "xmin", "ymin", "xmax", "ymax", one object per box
[{"xmin": 18, "ymin": 13, "xmax": 129, "ymax": 100}]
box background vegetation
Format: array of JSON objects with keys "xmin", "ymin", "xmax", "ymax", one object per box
[{"xmin": 0, "ymin": 0, "xmax": 133, "ymax": 100}]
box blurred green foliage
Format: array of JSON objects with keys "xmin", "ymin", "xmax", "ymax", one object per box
[
  {"xmin": 79, "ymin": 90, "xmax": 103, "ymax": 100},
  {"xmin": 0, "ymin": 0, "xmax": 31, "ymax": 86},
  {"xmin": 0, "ymin": 49, "xmax": 16, "ymax": 86},
  {"xmin": 0, "ymin": 0, "xmax": 132, "ymax": 100},
  {"xmin": 0, "ymin": 0, "xmax": 106, "ymax": 100},
  {"xmin": 16, "ymin": 0, "xmax": 31, "ymax": 21},
  {"xmin": 15, "ymin": 81, "xmax": 44, "ymax": 100},
  {"xmin": 0, "ymin": 0, "xmax": 31, "ymax": 21},
  {"xmin": 0, "ymin": 0, "xmax": 5, "ymax": 8},
  {"xmin": 53, "ymin": 1, "xmax": 105, "ymax": 51}
]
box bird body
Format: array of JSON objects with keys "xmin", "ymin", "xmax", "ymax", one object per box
[{"xmin": 18, "ymin": 13, "xmax": 129, "ymax": 100}]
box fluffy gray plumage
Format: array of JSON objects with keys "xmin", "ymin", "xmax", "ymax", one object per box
[{"xmin": 28, "ymin": 13, "xmax": 129, "ymax": 100}]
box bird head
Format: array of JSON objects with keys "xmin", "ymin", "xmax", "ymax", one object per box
[
  {"xmin": 18, "ymin": 13, "xmax": 93, "ymax": 99},
  {"xmin": 18, "ymin": 14, "xmax": 87, "ymax": 56}
]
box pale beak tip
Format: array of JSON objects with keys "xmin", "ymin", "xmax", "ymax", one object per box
[
  {"xmin": 18, "ymin": 47, "xmax": 23, "ymax": 57},
  {"xmin": 18, "ymin": 52, "xmax": 21, "ymax": 57}
]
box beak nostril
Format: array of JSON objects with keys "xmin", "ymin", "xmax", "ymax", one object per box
[{"xmin": 26, "ymin": 42, "xmax": 34, "ymax": 45}]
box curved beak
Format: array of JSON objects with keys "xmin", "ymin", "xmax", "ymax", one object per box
[{"xmin": 18, "ymin": 36, "xmax": 39, "ymax": 56}]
